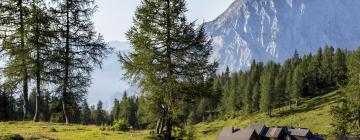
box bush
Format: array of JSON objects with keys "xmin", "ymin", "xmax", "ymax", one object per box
[{"xmin": 111, "ymin": 119, "xmax": 130, "ymax": 131}]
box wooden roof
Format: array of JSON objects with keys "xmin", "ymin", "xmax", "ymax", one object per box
[
  {"xmin": 249, "ymin": 123, "xmax": 266, "ymax": 136},
  {"xmin": 218, "ymin": 128, "xmax": 259, "ymax": 140},
  {"xmin": 290, "ymin": 128, "xmax": 312, "ymax": 137},
  {"xmin": 264, "ymin": 127, "xmax": 284, "ymax": 138}
]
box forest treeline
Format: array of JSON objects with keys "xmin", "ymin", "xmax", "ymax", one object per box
[
  {"xmin": 1, "ymin": 0, "xmax": 360, "ymax": 139},
  {"xmin": 0, "ymin": 0, "xmax": 111, "ymax": 123},
  {"xmin": 107, "ymin": 46, "xmax": 348, "ymax": 128}
]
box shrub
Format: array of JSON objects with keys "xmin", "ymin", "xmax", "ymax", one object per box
[{"xmin": 111, "ymin": 119, "xmax": 130, "ymax": 131}]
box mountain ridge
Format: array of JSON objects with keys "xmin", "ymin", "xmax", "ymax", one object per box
[{"xmin": 204, "ymin": 0, "xmax": 360, "ymax": 72}]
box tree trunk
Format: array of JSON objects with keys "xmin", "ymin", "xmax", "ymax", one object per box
[
  {"xmin": 62, "ymin": 0, "xmax": 71, "ymax": 124},
  {"xmin": 33, "ymin": 49, "xmax": 41, "ymax": 122},
  {"xmin": 19, "ymin": 0, "xmax": 28, "ymax": 121},
  {"xmin": 156, "ymin": 117, "xmax": 162, "ymax": 134},
  {"xmin": 33, "ymin": 1, "xmax": 41, "ymax": 122},
  {"xmin": 164, "ymin": 118, "xmax": 172, "ymax": 140}
]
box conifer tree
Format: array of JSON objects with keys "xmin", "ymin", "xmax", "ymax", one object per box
[
  {"xmin": 110, "ymin": 98, "xmax": 121, "ymax": 122},
  {"xmin": 50, "ymin": 0, "xmax": 110, "ymax": 124},
  {"xmin": 27, "ymin": 0, "xmax": 56, "ymax": 122},
  {"xmin": 119, "ymin": 0, "xmax": 217, "ymax": 137},
  {"xmin": 260, "ymin": 61, "xmax": 278, "ymax": 117},
  {"xmin": 346, "ymin": 47, "xmax": 360, "ymax": 128},
  {"xmin": 333, "ymin": 48, "xmax": 347, "ymax": 86},
  {"xmin": 292, "ymin": 64, "xmax": 304, "ymax": 106},
  {"xmin": 95, "ymin": 100, "xmax": 105, "ymax": 125},
  {"xmin": 0, "ymin": 0, "xmax": 31, "ymax": 120},
  {"xmin": 81, "ymin": 99, "xmax": 91, "ymax": 124}
]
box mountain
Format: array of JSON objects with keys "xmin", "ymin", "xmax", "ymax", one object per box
[{"xmin": 204, "ymin": 0, "xmax": 360, "ymax": 72}]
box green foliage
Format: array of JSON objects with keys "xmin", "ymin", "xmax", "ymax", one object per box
[
  {"xmin": 111, "ymin": 119, "xmax": 130, "ymax": 132},
  {"xmin": 119, "ymin": 0, "xmax": 217, "ymax": 138},
  {"xmin": 330, "ymin": 95, "xmax": 352, "ymax": 139},
  {"xmin": 331, "ymin": 47, "xmax": 360, "ymax": 136},
  {"xmin": 95, "ymin": 101, "xmax": 106, "ymax": 125},
  {"xmin": 81, "ymin": 100, "xmax": 92, "ymax": 125},
  {"xmin": 259, "ymin": 61, "xmax": 278, "ymax": 117}
]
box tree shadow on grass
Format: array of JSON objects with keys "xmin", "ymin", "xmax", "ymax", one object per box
[{"xmin": 275, "ymin": 89, "xmax": 340, "ymax": 117}]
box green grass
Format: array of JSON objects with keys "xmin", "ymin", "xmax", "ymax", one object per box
[
  {"xmin": 0, "ymin": 90, "xmax": 341, "ymax": 140},
  {"xmin": 0, "ymin": 121, "xmax": 150, "ymax": 140},
  {"xmin": 192, "ymin": 90, "xmax": 341, "ymax": 140}
]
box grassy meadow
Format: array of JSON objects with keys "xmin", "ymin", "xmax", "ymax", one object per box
[
  {"xmin": 0, "ymin": 121, "xmax": 149, "ymax": 140},
  {"xmin": 0, "ymin": 90, "xmax": 340, "ymax": 140}
]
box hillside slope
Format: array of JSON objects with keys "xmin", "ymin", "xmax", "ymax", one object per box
[{"xmin": 193, "ymin": 90, "xmax": 340, "ymax": 139}]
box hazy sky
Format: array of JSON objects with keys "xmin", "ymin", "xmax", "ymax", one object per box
[
  {"xmin": 88, "ymin": 0, "xmax": 235, "ymax": 105},
  {"xmin": 93, "ymin": 0, "xmax": 234, "ymax": 42}
]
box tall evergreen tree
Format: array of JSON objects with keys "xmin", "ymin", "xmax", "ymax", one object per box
[
  {"xmin": 333, "ymin": 48, "xmax": 347, "ymax": 86},
  {"xmin": 110, "ymin": 98, "xmax": 121, "ymax": 122},
  {"xmin": 50, "ymin": 0, "xmax": 110, "ymax": 124},
  {"xmin": 292, "ymin": 64, "xmax": 304, "ymax": 106},
  {"xmin": 346, "ymin": 47, "xmax": 360, "ymax": 128},
  {"xmin": 119, "ymin": 0, "xmax": 217, "ymax": 138},
  {"xmin": 95, "ymin": 100, "xmax": 105, "ymax": 125},
  {"xmin": 0, "ymin": 0, "xmax": 31, "ymax": 120},
  {"xmin": 81, "ymin": 99, "xmax": 91, "ymax": 124},
  {"xmin": 260, "ymin": 62, "xmax": 278, "ymax": 117},
  {"xmin": 27, "ymin": 0, "xmax": 55, "ymax": 121}
]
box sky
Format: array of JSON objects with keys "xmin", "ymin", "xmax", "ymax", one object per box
[
  {"xmin": 93, "ymin": 0, "xmax": 235, "ymax": 42},
  {"xmin": 87, "ymin": 0, "xmax": 235, "ymax": 106}
]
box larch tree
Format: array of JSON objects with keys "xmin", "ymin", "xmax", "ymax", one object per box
[
  {"xmin": 50, "ymin": 0, "xmax": 110, "ymax": 124},
  {"xmin": 346, "ymin": 47, "xmax": 360, "ymax": 128},
  {"xmin": 119, "ymin": 0, "xmax": 217, "ymax": 138},
  {"xmin": 0, "ymin": 0, "xmax": 31, "ymax": 120},
  {"xmin": 260, "ymin": 61, "xmax": 278, "ymax": 117},
  {"xmin": 27, "ymin": 0, "xmax": 56, "ymax": 122}
]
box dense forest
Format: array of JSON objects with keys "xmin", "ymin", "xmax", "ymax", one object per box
[{"xmin": 1, "ymin": 0, "xmax": 360, "ymax": 139}]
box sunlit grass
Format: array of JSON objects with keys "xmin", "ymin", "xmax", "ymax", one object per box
[{"xmin": 0, "ymin": 121, "xmax": 150, "ymax": 140}]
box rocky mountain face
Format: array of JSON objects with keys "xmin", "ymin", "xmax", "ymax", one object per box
[{"xmin": 204, "ymin": 0, "xmax": 360, "ymax": 72}]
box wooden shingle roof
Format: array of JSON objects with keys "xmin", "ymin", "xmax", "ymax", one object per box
[
  {"xmin": 290, "ymin": 128, "xmax": 312, "ymax": 137},
  {"xmin": 249, "ymin": 123, "xmax": 266, "ymax": 136},
  {"xmin": 265, "ymin": 127, "xmax": 284, "ymax": 138},
  {"xmin": 218, "ymin": 128, "xmax": 260, "ymax": 140}
]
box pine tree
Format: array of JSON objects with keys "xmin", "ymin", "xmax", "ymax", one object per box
[
  {"xmin": 274, "ymin": 68, "xmax": 286, "ymax": 107},
  {"xmin": 321, "ymin": 46, "xmax": 335, "ymax": 87},
  {"xmin": 50, "ymin": 0, "xmax": 110, "ymax": 124},
  {"xmin": 27, "ymin": 0, "xmax": 55, "ymax": 122},
  {"xmin": 41, "ymin": 91, "xmax": 51, "ymax": 121},
  {"xmin": 0, "ymin": 0, "xmax": 31, "ymax": 120},
  {"xmin": 119, "ymin": 91, "xmax": 128, "ymax": 121},
  {"xmin": 81, "ymin": 99, "xmax": 91, "ymax": 125},
  {"xmin": 330, "ymin": 94, "xmax": 352, "ymax": 139},
  {"xmin": 95, "ymin": 100, "xmax": 105, "ymax": 125},
  {"xmin": 251, "ymin": 82, "xmax": 260, "ymax": 111},
  {"xmin": 346, "ymin": 47, "xmax": 360, "ymax": 128},
  {"xmin": 292, "ymin": 64, "xmax": 303, "ymax": 106},
  {"xmin": 110, "ymin": 98, "xmax": 121, "ymax": 122},
  {"xmin": 119, "ymin": 0, "xmax": 216, "ymax": 138},
  {"xmin": 333, "ymin": 48, "xmax": 347, "ymax": 86},
  {"xmin": 260, "ymin": 61, "xmax": 278, "ymax": 117}
]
